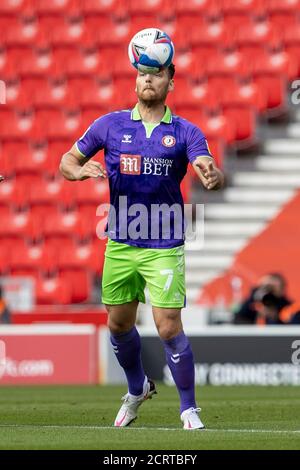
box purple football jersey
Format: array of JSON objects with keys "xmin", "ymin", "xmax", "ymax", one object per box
[{"xmin": 76, "ymin": 105, "xmax": 212, "ymax": 248}]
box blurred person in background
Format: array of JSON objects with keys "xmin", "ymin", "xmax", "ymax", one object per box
[
  {"xmin": 0, "ymin": 285, "xmax": 11, "ymax": 324},
  {"xmin": 233, "ymin": 272, "xmax": 300, "ymax": 325}
]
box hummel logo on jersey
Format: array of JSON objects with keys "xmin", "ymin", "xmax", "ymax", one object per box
[{"xmin": 122, "ymin": 134, "xmax": 132, "ymax": 143}]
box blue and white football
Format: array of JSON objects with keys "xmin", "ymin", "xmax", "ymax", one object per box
[{"xmin": 128, "ymin": 28, "xmax": 175, "ymax": 74}]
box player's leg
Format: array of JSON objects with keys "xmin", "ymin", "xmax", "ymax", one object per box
[
  {"xmin": 152, "ymin": 307, "xmax": 204, "ymax": 429},
  {"xmin": 152, "ymin": 307, "xmax": 196, "ymax": 410},
  {"xmin": 138, "ymin": 245, "xmax": 204, "ymax": 429},
  {"xmin": 106, "ymin": 300, "xmax": 146, "ymax": 396},
  {"xmin": 102, "ymin": 240, "xmax": 156, "ymax": 426}
]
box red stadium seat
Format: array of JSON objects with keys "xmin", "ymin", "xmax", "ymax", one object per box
[
  {"xmin": 100, "ymin": 46, "xmax": 135, "ymax": 78},
  {"xmin": 76, "ymin": 203, "xmax": 101, "ymax": 239},
  {"xmin": 62, "ymin": 48, "xmax": 109, "ymax": 80},
  {"xmin": 43, "ymin": 140, "xmax": 74, "ymax": 178},
  {"xmin": 113, "ymin": 77, "xmax": 138, "ymax": 108},
  {"xmin": 190, "ymin": 20, "xmax": 228, "ymax": 48},
  {"xmin": 269, "ymin": 12, "xmax": 299, "ymax": 36},
  {"xmin": 128, "ymin": 14, "xmax": 164, "ymax": 35},
  {"xmin": 170, "ymin": 15, "xmax": 204, "ymax": 50},
  {"xmin": 235, "ymin": 19, "xmax": 280, "ymax": 49},
  {"xmin": 175, "ymin": 0, "xmax": 221, "ymax": 18},
  {"xmin": 0, "ymin": 109, "xmax": 38, "ymax": 140},
  {"xmin": 0, "ymin": 177, "xmax": 26, "ymax": 208},
  {"xmin": 28, "ymin": 178, "xmax": 74, "ymax": 208},
  {"xmin": 0, "ymin": 210, "xmax": 32, "ymax": 238},
  {"xmin": 2, "ymin": 141, "xmax": 48, "ymax": 175},
  {"xmin": 0, "ymin": 241, "xmax": 10, "ymax": 273},
  {"xmin": 74, "ymin": 179, "xmax": 109, "ymax": 206},
  {"xmin": 218, "ymin": 80, "xmax": 267, "ymax": 114},
  {"xmin": 206, "ymin": 51, "xmax": 250, "ymax": 80},
  {"xmin": 35, "ymin": 0, "xmax": 81, "ymax": 15},
  {"xmin": 68, "ymin": 77, "xmax": 119, "ymax": 111},
  {"xmin": 9, "ymin": 240, "xmax": 54, "ymax": 272},
  {"xmin": 0, "ymin": 0, "xmax": 34, "ymax": 14},
  {"xmin": 59, "ymin": 268, "xmax": 91, "ymax": 303},
  {"xmin": 35, "ymin": 109, "xmax": 82, "ymax": 141},
  {"xmin": 83, "ymin": 16, "xmax": 131, "ymax": 48},
  {"xmin": 201, "ymin": 111, "xmax": 236, "ymax": 145},
  {"xmin": 128, "ymin": 0, "xmax": 172, "ymax": 16},
  {"xmin": 2, "ymin": 17, "xmax": 41, "ymax": 47},
  {"xmin": 41, "ymin": 208, "xmax": 80, "ymax": 238},
  {"xmin": 253, "ymin": 50, "xmax": 298, "ymax": 81},
  {"xmin": 173, "ymin": 51, "xmax": 196, "ymax": 78},
  {"xmin": 0, "ymin": 47, "xmax": 18, "ymax": 81},
  {"xmin": 252, "ymin": 73, "xmax": 286, "ymax": 112},
  {"xmin": 268, "ymin": 0, "xmax": 300, "ymax": 13},
  {"xmin": 222, "ymin": 105, "xmax": 256, "ymax": 144},
  {"xmin": 35, "ymin": 273, "xmax": 72, "ymax": 305},
  {"xmin": 82, "ymin": 0, "xmax": 127, "ymax": 17},
  {"xmin": 57, "ymin": 238, "xmax": 106, "ymax": 273},
  {"xmin": 49, "ymin": 17, "xmax": 86, "ymax": 47},
  {"xmin": 220, "ymin": 0, "xmax": 265, "ymax": 16},
  {"xmin": 173, "ymin": 79, "xmax": 215, "ymax": 110}
]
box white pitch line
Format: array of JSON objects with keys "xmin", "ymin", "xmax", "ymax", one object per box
[{"xmin": 0, "ymin": 424, "xmax": 299, "ymax": 434}]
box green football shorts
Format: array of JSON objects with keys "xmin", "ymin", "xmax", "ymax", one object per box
[{"xmin": 102, "ymin": 239, "xmax": 186, "ymax": 308}]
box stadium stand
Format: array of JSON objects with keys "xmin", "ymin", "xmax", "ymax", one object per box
[{"xmin": 0, "ymin": 0, "xmax": 299, "ymax": 309}]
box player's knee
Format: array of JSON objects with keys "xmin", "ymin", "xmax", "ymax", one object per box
[
  {"xmin": 157, "ymin": 324, "xmax": 181, "ymax": 341},
  {"xmin": 107, "ymin": 316, "xmax": 132, "ymax": 335}
]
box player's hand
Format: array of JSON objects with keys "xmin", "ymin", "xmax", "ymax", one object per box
[
  {"xmin": 0, "ymin": 175, "xmax": 4, "ymax": 182},
  {"xmin": 76, "ymin": 160, "xmax": 107, "ymax": 180},
  {"xmin": 196, "ymin": 160, "xmax": 221, "ymax": 190}
]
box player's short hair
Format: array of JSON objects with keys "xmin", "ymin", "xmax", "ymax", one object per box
[{"xmin": 167, "ymin": 63, "xmax": 175, "ymax": 79}]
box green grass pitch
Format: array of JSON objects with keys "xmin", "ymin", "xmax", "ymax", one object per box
[{"xmin": 0, "ymin": 384, "xmax": 299, "ymax": 450}]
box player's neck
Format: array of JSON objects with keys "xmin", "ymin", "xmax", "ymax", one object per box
[{"xmin": 137, "ymin": 102, "xmax": 166, "ymax": 123}]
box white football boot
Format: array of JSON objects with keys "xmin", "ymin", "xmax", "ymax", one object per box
[
  {"xmin": 114, "ymin": 377, "xmax": 157, "ymax": 427},
  {"xmin": 180, "ymin": 407, "xmax": 205, "ymax": 430}
]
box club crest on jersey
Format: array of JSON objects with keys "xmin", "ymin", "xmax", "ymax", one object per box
[{"xmin": 162, "ymin": 135, "xmax": 176, "ymax": 147}]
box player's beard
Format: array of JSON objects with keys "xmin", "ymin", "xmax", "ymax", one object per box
[{"xmin": 138, "ymin": 87, "xmax": 169, "ymax": 106}]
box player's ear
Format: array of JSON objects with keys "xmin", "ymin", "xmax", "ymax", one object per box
[{"xmin": 168, "ymin": 79, "xmax": 174, "ymax": 92}]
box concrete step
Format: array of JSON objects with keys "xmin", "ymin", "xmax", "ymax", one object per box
[
  {"xmin": 233, "ymin": 172, "xmax": 300, "ymax": 188},
  {"xmin": 186, "ymin": 286, "xmax": 201, "ymax": 303},
  {"xmin": 185, "ymin": 253, "xmax": 233, "ymax": 269},
  {"xmin": 203, "ymin": 220, "xmax": 265, "ymax": 236},
  {"xmin": 204, "ymin": 203, "xmax": 279, "ymax": 220},
  {"xmin": 185, "ymin": 270, "xmax": 221, "ymax": 286},
  {"xmin": 286, "ymin": 123, "xmax": 300, "ymax": 138},
  {"xmin": 224, "ymin": 187, "xmax": 295, "ymax": 203},
  {"xmin": 185, "ymin": 237, "xmax": 248, "ymax": 252},
  {"xmin": 264, "ymin": 139, "xmax": 300, "ymax": 155},
  {"xmin": 256, "ymin": 156, "xmax": 300, "ymax": 171},
  {"xmin": 292, "ymin": 109, "xmax": 300, "ymax": 123}
]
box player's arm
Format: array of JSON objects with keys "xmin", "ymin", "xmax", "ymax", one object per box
[
  {"xmin": 59, "ymin": 144, "xmax": 107, "ymax": 181},
  {"xmin": 192, "ymin": 156, "xmax": 224, "ymax": 190}
]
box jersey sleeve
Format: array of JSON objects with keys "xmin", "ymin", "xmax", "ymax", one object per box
[
  {"xmin": 75, "ymin": 115, "xmax": 110, "ymax": 159},
  {"xmin": 186, "ymin": 123, "xmax": 213, "ymax": 164}
]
